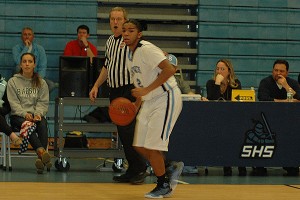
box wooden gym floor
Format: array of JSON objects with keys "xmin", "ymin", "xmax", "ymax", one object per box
[
  {"xmin": 0, "ymin": 155, "xmax": 300, "ymax": 199},
  {"xmin": 1, "ymin": 183, "xmax": 299, "ymax": 200}
]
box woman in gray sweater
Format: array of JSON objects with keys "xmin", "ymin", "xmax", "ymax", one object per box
[{"xmin": 7, "ymin": 52, "xmax": 51, "ymax": 174}]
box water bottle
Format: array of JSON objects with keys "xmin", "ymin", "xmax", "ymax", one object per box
[{"xmin": 287, "ymin": 88, "xmax": 293, "ymax": 102}]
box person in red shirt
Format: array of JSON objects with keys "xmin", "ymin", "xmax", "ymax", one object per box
[{"xmin": 63, "ymin": 24, "xmax": 98, "ymax": 63}]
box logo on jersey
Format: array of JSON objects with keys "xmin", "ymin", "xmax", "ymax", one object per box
[
  {"xmin": 131, "ymin": 65, "xmax": 143, "ymax": 87},
  {"xmin": 240, "ymin": 112, "xmax": 276, "ymax": 159}
]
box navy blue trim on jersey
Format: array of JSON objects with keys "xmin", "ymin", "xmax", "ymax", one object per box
[
  {"xmin": 161, "ymin": 85, "xmax": 167, "ymax": 92},
  {"xmin": 131, "ymin": 40, "xmax": 143, "ymax": 58},
  {"xmin": 161, "ymin": 91, "xmax": 170, "ymax": 140}
]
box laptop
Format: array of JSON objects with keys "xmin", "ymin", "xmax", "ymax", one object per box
[{"xmin": 231, "ymin": 89, "xmax": 256, "ymax": 102}]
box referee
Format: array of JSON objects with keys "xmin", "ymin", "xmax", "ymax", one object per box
[{"xmin": 89, "ymin": 7, "xmax": 148, "ymax": 184}]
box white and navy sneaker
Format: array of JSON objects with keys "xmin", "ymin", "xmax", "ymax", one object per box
[
  {"xmin": 166, "ymin": 161, "xmax": 184, "ymax": 191},
  {"xmin": 144, "ymin": 182, "xmax": 172, "ymax": 199}
]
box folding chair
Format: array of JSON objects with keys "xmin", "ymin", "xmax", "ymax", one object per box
[
  {"xmin": 6, "ymin": 131, "xmax": 41, "ymax": 171},
  {"xmin": 6, "ymin": 128, "xmax": 51, "ymax": 172},
  {"xmin": 6, "ymin": 115, "xmax": 50, "ymax": 171},
  {"xmin": 0, "ymin": 132, "xmax": 7, "ymax": 170}
]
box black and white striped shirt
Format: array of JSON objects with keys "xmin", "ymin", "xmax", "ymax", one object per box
[{"xmin": 104, "ymin": 34, "xmax": 132, "ymax": 88}]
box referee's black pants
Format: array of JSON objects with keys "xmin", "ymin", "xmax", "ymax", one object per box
[{"xmin": 110, "ymin": 85, "xmax": 147, "ymax": 176}]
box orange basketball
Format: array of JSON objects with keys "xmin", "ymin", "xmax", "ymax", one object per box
[{"xmin": 108, "ymin": 97, "xmax": 136, "ymax": 126}]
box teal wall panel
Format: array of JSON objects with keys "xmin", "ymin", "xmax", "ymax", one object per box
[
  {"xmin": 257, "ymin": 8, "xmax": 287, "ymax": 23},
  {"xmin": 256, "ymin": 42, "xmax": 287, "ymax": 56},
  {"xmin": 199, "ymin": 40, "xmax": 290, "ymax": 56},
  {"xmin": 199, "ymin": 0, "xmax": 230, "ymax": 6},
  {"xmin": 199, "ymin": 23, "xmax": 290, "ymax": 40},
  {"xmin": 228, "ymin": 41, "xmax": 258, "ymax": 56},
  {"xmin": 229, "ymin": 0, "xmax": 258, "ymax": 7},
  {"xmin": 198, "ymin": 1, "xmax": 300, "ymax": 93},
  {"xmin": 229, "ymin": 24, "xmax": 259, "ymax": 39},
  {"xmin": 0, "ymin": 21, "xmax": 3, "ymax": 32},
  {"xmin": 258, "ymin": 0, "xmax": 287, "ymax": 7},
  {"xmin": 0, "ymin": 67, "xmax": 14, "ymax": 80},
  {"xmin": 3, "ymin": 17, "xmax": 97, "ymax": 35},
  {"xmin": 199, "ymin": 39, "xmax": 229, "ymax": 55},
  {"xmin": 286, "ymin": 42, "xmax": 300, "ymax": 57},
  {"xmin": 288, "ymin": 1, "xmax": 300, "ymax": 8},
  {"xmin": 35, "ymin": 4, "xmax": 68, "ymax": 17},
  {"xmin": 287, "ymin": 10, "xmax": 300, "ymax": 24},
  {"xmin": 199, "ymin": 23, "xmax": 229, "ymax": 38},
  {"xmin": 199, "ymin": 6, "xmax": 229, "ymax": 22},
  {"xmin": 258, "ymin": 25, "xmax": 287, "ymax": 40},
  {"xmin": 66, "ymin": 3, "xmax": 96, "ymax": 18},
  {"xmin": 0, "ymin": 0, "xmax": 97, "ymax": 102},
  {"xmin": 229, "ymin": 8, "xmax": 258, "ymax": 23},
  {"xmin": 4, "ymin": 17, "xmax": 37, "ymax": 33},
  {"xmin": 200, "ymin": 0, "xmax": 292, "ymax": 8}
]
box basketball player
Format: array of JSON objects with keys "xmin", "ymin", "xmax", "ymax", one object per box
[
  {"xmin": 122, "ymin": 19, "xmax": 184, "ymax": 198},
  {"xmin": 89, "ymin": 7, "xmax": 148, "ymax": 184}
]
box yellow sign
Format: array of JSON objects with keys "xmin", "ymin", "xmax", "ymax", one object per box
[{"xmin": 231, "ymin": 89, "xmax": 256, "ymax": 102}]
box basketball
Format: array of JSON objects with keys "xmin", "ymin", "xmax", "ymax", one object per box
[{"xmin": 108, "ymin": 97, "xmax": 136, "ymax": 126}]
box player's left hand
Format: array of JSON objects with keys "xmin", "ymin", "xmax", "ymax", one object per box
[{"xmin": 131, "ymin": 88, "xmax": 149, "ymax": 98}]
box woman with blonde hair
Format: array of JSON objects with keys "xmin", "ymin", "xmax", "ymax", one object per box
[
  {"xmin": 206, "ymin": 59, "xmax": 241, "ymax": 101},
  {"xmin": 206, "ymin": 59, "xmax": 246, "ymax": 176}
]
